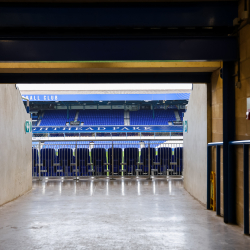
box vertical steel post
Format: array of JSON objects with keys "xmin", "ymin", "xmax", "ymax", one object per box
[
  {"xmin": 75, "ymin": 143, "xmax": 78, "ymax": 180},
  {"xmin": 148, "ymin": 142, "xmax": 150, "ymax": 178},
  {"xmin": 223, "ymin": 62, "xmax": 236, "ymax": 224},
  {"xmin": 207, "ymin": 146, "xmax": 211, "ymax": 209},
  {"xmin": 111, "ymin": 141, "xmax": 115, "ymax": 180},
  {"xmin": 216, "ymin": 145, "xmax": 221, "ymax": 216},
  {"xmin": 243, "ymin": 144, "xmax": 249, "ymax": 235},
  {"xmin": 38, "ymin": 141, "xmax": 41, "ymax": 181}
]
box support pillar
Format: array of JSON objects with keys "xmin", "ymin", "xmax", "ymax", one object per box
[{"xmin": 222, "ymin": 61, "xmax": 235, "ymax": 224}]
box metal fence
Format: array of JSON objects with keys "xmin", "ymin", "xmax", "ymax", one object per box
[
  {"xmin": 32, "ymin": 140, "xmax": 183, "ymax": 179},
  {"xmin": 32, "ymin": 132, "xmax": 183, "ymax": 139}
]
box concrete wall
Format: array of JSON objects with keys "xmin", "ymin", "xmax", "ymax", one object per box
[
  {"xmin": 208, "ymin": 0, "xmax": 250, "ymax": 226},
  {"xmin": 234, "ymin": 0, "xmax": 250, "ymax": 228},
  {"xmin": 0, "ymin": 84, "xmax": 32, "ymax": 206},
  {"xmin": 183, "ymin": 84, "xmax": 209, "ymax": 205},
  {"xmin": 211, "ymin": 69, "xmax": 224, "ymax": 215}
]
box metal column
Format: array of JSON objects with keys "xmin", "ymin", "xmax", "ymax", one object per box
[
  {"xmin": 148, "ymin": 142, "xmax": 150, "ymax": 179},
  {"xmin": 38, "ymin": 141, "xmax": 41, "ymax": 181},
  {"xmin": 207, "ymin": 146, "xmax": 211, "ymax": 209},
  {"xmin": 216, "ymin": 145, "xmax": 221, "ymax": 216},
  {"xmin": 73, "ymin": 143, "xmax": 78, "ymax": 180},
  {"xmin": 222, "ymin": 61, "xmax": 236, "ymax": 224},
  {"xmin": 110, "ymin": 141, "xmax": 115, "ymax": 180},
  {"xmin": 243, "ymin": 144, "xmax": 249, "ymax": 235}
]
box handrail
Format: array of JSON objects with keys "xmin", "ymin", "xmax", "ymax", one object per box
[
  {"xmin": 229, "ymin": 140, "xmax": 250, "ymax": 145},
  {"xmin": 207, "ymin": 140, "xmax": 249, "ymax": 235},
  {"xmin": 208, "ymin": 142, "xmax": 223, "ymax": 146}
]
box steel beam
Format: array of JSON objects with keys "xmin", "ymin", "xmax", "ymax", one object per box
[
  {"xmin": 0, "ymin": 38, "xmax": 238, "ymax": 62},
  {"xmin": 222, "ymin": 61, "xmax": 236, "ymax": 224},
  {"xmin": 0, "ymin": 61, "xmax": 221, "ymax": 73},
  {"xmin": 0, "ymin": 2, "xmax": 238, "ymax": 28},
  {"xmin": 0, "ymin": 73, "xmax": 212, "ymax": 83}
]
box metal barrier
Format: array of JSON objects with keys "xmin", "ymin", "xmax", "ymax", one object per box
[
  {"xmin": 32, "ymin": 140, "xmax": 183, "ymax": 180},
  {"xmin": 207, "ymin": 141, "xmax": 249, "ymax": 235},
  {"xmin": 207, "ymin": 142, "xmax": 223, "ymax": 217}
]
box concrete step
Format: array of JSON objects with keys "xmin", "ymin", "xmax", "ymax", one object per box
[
  {"xmin": 124, "ymin": 110, "xmax": 130, "ymax": 125},
  {"xmin": 75, "ymin": 111, "xmax": 79, "ymax": 121},
  {"xmin": 174, "ymin": 110, "xmax": 181, "ymax": 121}
]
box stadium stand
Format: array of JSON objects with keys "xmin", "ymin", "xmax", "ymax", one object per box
[
  {"xmin": 76, "ymin": 148, "xmax": 90, "ymax": 176},
  {"xmin": 40, "ymin": 110, "xmax": 76, "ymax": 126},
  {"xmin": 108, "ymin": 148, "xmax": 122, "ymax": 174},
  {"xmin": 38, "ymin": 109, "xmax": 183, "ymax": 126},
  {"xmin": 174, "ymin": 147, "xmax": 183, "ymax": 172},
  {"xmin": 124, "ymin": 148, "xmax": 138, "ymax": 175},
  {"xmin": 178, "ymin": 109, "xmax": 185, "ymax": 121},
  {"xmin": 130, "ymin": 109, "xmax": 176, "ymax": 125},
  {"xmin": 78, "ymin": 109, "xmax": 124, "ymax": 125},
  {"xmin": 33, "ymin": 141, "xmax": 183, "ymax": 177}
]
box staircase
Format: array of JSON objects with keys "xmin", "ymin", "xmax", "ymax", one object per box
[
  {"xmin": 124, "ymin": 110, "xmax": 130, "ymax": 125},
  {"xmin": 174, "ymin": 110, "xmax": 181, "ymax": 121},
  {"xmin": 75, "ymin": 111, "xmax": 79, "ymax": 121},
  {"xmin": 37, "ymin": 112, "xmax": 44, "ymax": 126}
]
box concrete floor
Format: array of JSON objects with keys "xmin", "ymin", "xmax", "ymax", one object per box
[{"xmin": 0, "ymin": 178, "xmax": 249, "ymax": 250}]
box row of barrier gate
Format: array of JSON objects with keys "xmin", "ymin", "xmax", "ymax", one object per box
[{"xmin": 32, "ymin": 140, "xmax": 183, "ymax": 179}]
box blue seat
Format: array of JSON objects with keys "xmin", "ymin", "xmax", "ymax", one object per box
[
  {"xmin": 158, "ymin": 147, "xmax": 172, "ymax": 174},
  {"xmin": 140, "ymin": 148, "xmax": 156, "ymax": 174},
  {"xmin": 91, "ymin": 148, "xmax": 107, "ymax": 175},
  {"xmin": 108, "ymin": 148, "xmax": 122, "ymax": 175},
  {"xmin": 40, "ymin": 148, "xmax": 56, "ymax": 176},
  {"xmin": 76, "ymin": 148, "xmax": 90, "ymax": 176},
  {"xmin": 58, "ymin": 148, "xmax": 74, "ymax": 176},
  {"xmin": 124, "ymin": 148, "xmax": 138, "ymax": 175},
  {"xmin": 174, "ymin": 147, "xmax": 183, "ymax": 174},
  {"xmin": 32, "ymin": 148, "xmax": 39, "ymax": 177}
]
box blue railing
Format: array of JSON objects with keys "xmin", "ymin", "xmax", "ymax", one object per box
[{"xmin": 207, "ymin": 141, "xmax": 249, "ymax": 235}]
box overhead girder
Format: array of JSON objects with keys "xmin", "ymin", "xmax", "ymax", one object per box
[
  {"xmin": 0, "ymin": 2, "xmax": 238, "ymax": 29},
  {"xmin": 0, "ymin": 37, "xmax": 237, "ymax": 62},
  {"xmin": 0, "ymin": 73, "xmax": 212, "ymax": 83}
]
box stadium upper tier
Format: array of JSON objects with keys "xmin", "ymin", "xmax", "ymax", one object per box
[
  {"xmin": 78, "ymin": 109, "xmax": 124, "ymax": 125},
  {"xmin": 130, "ymin": 110, "xmax": 176, "ymax": 125},
  {"xmin": 40, "ymin": 110, "xmax": 76, "ymax": 126},
  {"xmin": 39, "ymin": 109, "xmax": 183, "ymax": 126}
]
